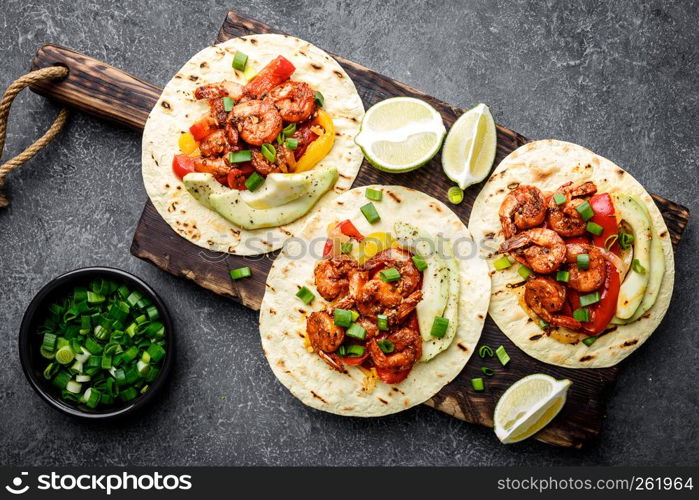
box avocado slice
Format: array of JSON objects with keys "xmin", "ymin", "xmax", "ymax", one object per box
[
  {"xmin": 183, "ymin": 166, "xmax": 338, "ymax": 230},
  {"xmin": 611, "ymin": 193, "xmax": 652, "ymax": 320}
]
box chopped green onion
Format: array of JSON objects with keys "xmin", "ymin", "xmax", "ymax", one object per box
[
  {"xmin": 350, "ymin": 310, "xmax": 359, "ymax": 322},
  {"xmin": 229, "ymin": 150, "xmax": 252, "ymax": 163},
  {"xmin": 577, "ymin": 253, "xmax": 590, "ymax": 271},
  {"xmin": 41, "ymin": 333, "xmax": 57, "ymax": 353},
  {"xmin": 119, "ymin": 387, "xmax": 138, "ymax": 402},
  {"xmin": 380, "ymin": 267, "xmax": 401, "ymax": 283},
  {"xmin": 493, "ymin": 255, "xmax": 512, "ymax": 270},
  {"xmin": 377, "ymin": 314, "xmax": 389, "ymax": 331},
  {"xmin": 245, "ymin": 172, "xmax": 265, "ymax": 191},
  {"xmin": 285, "ymin": 137, "xmax": 298, "ymax": 150},
  {"xmin": 518, "ymin": 266, "xmax": 531, "ymax": 279},
  {"xmin": 471, "ymin": 378, "xmax": 485, "ymax": 391},
  {"xmin": 84, "ymin": 388, "xmax": 101, "ymax": 408},
  {"xmin": 340, "ymin": 242, "xmax": 353, "ymax": 254},
  {"xmin": 553, "ymin": 193, "xmax": 567, "ymax": 205},
  {"xmin": 538, "ymin": 319, "xmax": 549, "ymax": 329},
  {"xmin": 412, "ymin": 254, "xmax": 428, "ymax": 272},
  {"xmin": 478, "ymin": 345, "xmax": 494, "ymax": 358},
  {"xmin": 222, "ymin": 96, "xmax": 234, "ymax": 112},
  {"xmin": 579, "ymin": 291, "xmax": 601, "ymax": 307},
  {"xmin": 336, "ymin": 345, "xmax": 347, "ymax": 357},
  {"xmin": 619, "ymin": 231, "xmax": 634, "ymax": 249},
  {"xmin": 229, "ymin": 266, "xmax": 252, "ymax": 280},
  {"xmin": 52, "ymin": 371, "xmax": 71, "ymax": 389},
  {"xmin": 346, "ymin": 323, "xmax": 367, "ymax": 340},
  {"xmin": 232, "ymin": 51, "xmax": 248, "ymax": 71},
  {"xmin": 365, "ymin": 188, "xmax": 383, "ymax": 201},
  {"xmin": 66, "ymin": 380, "xmax": 82, "ymax": 394},
  {"xmin": 583, "ymin": 336, "xmax": 597, "ymax": 346},
  {"xmin": 573, "ymin": 307, "xmax": 590, "ymax": 322},
  {"xmin": 556, "ymin": 270, "xmax": 570, "ymax": 283},
  {"xmin": 75, "ymin": 374, "xmax": 91, "ymax": 383},
  {"xmin": 314, "ymin": 90, "xmax": 324, "ymax": 107},
  {"xmin": 261, "ymin": 143, "xmax": 276, "ymax": 163},
  {"xmin": 87, "ymin": 291, "xmax": 105, "ymax": 304},
  {"xmin": 360, "ymin": 202, "xmax": 380, "ymax": 224},
  {"xmin": 333, "ymin": 308, "xmax": 353, "ymax": 328},
  {"xmin": 575, "ymin": 200, "xmax": 594, "ymax": 221},
  {"xmin": 43, "ymin": 362, "xmax": 58, "ymax": 380},
  {"xmin": 632, "ymin": 259, "xmax": 647, "ymax": 274},
  {"xmin": 604, "ymin": 234, "xmax": 619, "ymax": 251},
  {"xmin": 146, "ymin": 305, "xmax": 160, "ymax": 321},
  {"xmin": 296, "ymin": 286, "xmax": 315, "ymax": 305},
  {"xmin": 495, "ymin": 346, "xmax": 510, "ymax": 366},
  {"xmin": 586, "ymin": 221, "xmax": 604, "ymax": 236},
  {"xmin": 344, "ymin": 344, "xmax": 365, "ymax": 358},
  {"xmin": 481, "ymin": 367, "xmax": 494, "ymax": 377},
  {"xmin": 447, "ymin": 186, "xmax": 464, "ymax": 205},
  {"xmin": 55, "ymin": 346, "xmax": 75, "ymax": 365},
  {"xmin": 126, "ymin": 290, "xmax": 142, "ymax": 307},
  {"xmin": 282, "ymin": 123, "xmax": 297, "ymax": 137},
  {"xmin": 430, "ymin": 317, "xmax": 449, "ymax": 338},
  {"xmin": 377, "ymin": 339, "xmax": 394, "ymax": 354}
]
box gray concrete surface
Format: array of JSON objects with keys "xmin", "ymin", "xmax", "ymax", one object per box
[{"xmin": 0, "ymin": 0, "xmax": 697, "ymax": 466}]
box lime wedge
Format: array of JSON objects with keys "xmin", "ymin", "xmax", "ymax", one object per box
[
  {"xmin": 441, "ymin": 103, "xmax": 497, "ymax": 189},
  {"xmin": 354, "ymin": 97, "xmax": 446, "ymax": 173},
  {"xmin": 493, "ymin": 373, "xmax": 571, "ymax": 444}
]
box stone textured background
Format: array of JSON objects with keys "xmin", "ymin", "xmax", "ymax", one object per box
[{"xmin": 1, "ymin": 0, "xmax": 697, "ymax": 465}]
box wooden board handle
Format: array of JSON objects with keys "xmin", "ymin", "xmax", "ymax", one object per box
[{"xmin": 29, "ymin": 44, "xmax": 162, "ymax": 130}]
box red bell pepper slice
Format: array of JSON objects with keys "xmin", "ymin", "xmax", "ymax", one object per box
[
  {"xmin": 569, "ymin": 261, "xmax": 620, "ymax": 336},
  {"xmin": 322, "ymin": 220, "xmax": 365, "ymax": 257},
  {"xmin": 243, "ymin": 55, "xmax": 296, "ymax": 98},
  {"xmin": 172, "ymin": 154, "xmax": 196, "ymax": 180},
  {"xmin": 589, "ymin": 193, "xmax": 620, "ymax": 254},
  {"xmin": 189, "ymin": 117, "xmax": 216, "ymax": 141},
  {"xmin": 340, "ymin": 348, "xmax": 370, "ymax": 366}
]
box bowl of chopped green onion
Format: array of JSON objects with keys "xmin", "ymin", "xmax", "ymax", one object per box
[{"xmin": 19, "ymin": 267, "xmax": 174, "ymax": 419}]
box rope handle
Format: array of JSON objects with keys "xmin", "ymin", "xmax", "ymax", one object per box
[{"xmin": 0, "ymin": 66, "xmax": 70, "ymax": 207}]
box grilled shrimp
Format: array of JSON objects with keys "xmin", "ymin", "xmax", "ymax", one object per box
[
  {"xmin": 524, "ymin": 277, "xmax": 581, "ymax": 330},
  {"xmin": 230, "ymin": 100, "xmax": 283, "ymax": 146},
  {"xmin": 547, "ymin": 181, "xmax": 597, "ymax": 237},
  {"xmin": 250, "ymin": 146, "xmax": 294, "ymax": 176},
  {"xmin": 500, "ymin": 227, "xmax": 566, "ymax": 274},
  {"xmin": 499, "ymin": 185, "xmax": 547, "ymax": 239},
  {"xmin": 364, "ymin": 248, "xmax": 421, "ymax": 296},
  {"xmin": 264, "ymin": 81, "xmax": 316, "ymax": 123},
  {"xmin": 565, "ymin": 243, "xmax": 607, "ymax": 292},
  {"xmin": 195, "ymin": 81, "xmax": 245, "ymax": 126},
  {"xmin": 193, "ymin": 156, "xmax": 230, "ymax": 178},
  {"xmin": 314, "ymin": 255, "xmax": 359, "ymax": 301},
  {"xmin": 199, "ymin": 129, "xmax": 231, "ymax": 157},
  {"xmin": 368, "ymin": 314, "xmax": 422, "ymax": 373},
  {"xmin": 306, "ymin": 310, "xmax": 345, "ymax": 353}
]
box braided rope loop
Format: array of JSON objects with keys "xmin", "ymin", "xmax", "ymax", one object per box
[{"xmin": 0, "ymin": 66, "xmax": 70, "ymax": 207}]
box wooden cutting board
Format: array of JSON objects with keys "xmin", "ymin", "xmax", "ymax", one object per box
[{"xmin": 29, "ymin": 10, "xmax": 689, "ymax": 448}]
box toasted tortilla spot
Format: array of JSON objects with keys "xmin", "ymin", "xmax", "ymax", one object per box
[
  {"xmin": 579, "ymin": 354, "xmax": 594, "ymax": 362},
  {"xmin": 188, "ymin": 75, "xmax": 198, "ymax": 82},
  {"xmin": 616, "ymin": 168, "xmax": 625, "ymax": 176},
  {"xmin": 199, "ymin": 61, "xmax": 208, "ymax": 69},
  {"xmin": 622, "ymin": 339, "xmax": 639, "ymax": 347},
  {"xmin": 529, "ymin": 334, "xmax": 543, "ymax": 341},
  {"xmin": 334, "ymin": 70, "xmax": 344, "ymax": 79},
  {"xmin": 276, "ymin": 359, "xmax": 285, "ymax": 368},
  {"xmin": 310, "ymin": 63, "xmax": 322, "ymax": 70},
  {"xmin": 250, "ymin": 38, "xmax": 258, "ymax": 45},
  {"xmin": 378, "ymin": 397, "xmax": 389, "ymax": 404},
  {"xmin": 160, "ymin": 101, "xmax": 171, "ymax": 110},
  {"xmin": 507, "ymin": 181, "xmax": 519, "ymax": 190},
  {"xmin": 477, "ymin": 313, "xmax": 484, "ymax": 319},
  {"xmin": 659, "ymin": 230, "xmax": 668, "ymax": 238},
  {"xmin": 388, "ymin": 191, "xmax": 402, "ymax": 203},
  {"xmin": 310, "ymin": 391, "xmax": 327, "ymax": 403},
  {"xmin": 457, "ymin": 343, "xmax": 468, "ymax": 352}
]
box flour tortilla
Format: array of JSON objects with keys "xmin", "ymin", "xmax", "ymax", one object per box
[
  {"xmin": 469, "ymin": 139, "xmax": 675, "ymax": 368},
  {"xmin": 142, "ymin": 34, "xmax": 364, "ymax": 255},
  {"xmin": 259, "ymin": 186, "xmax": 490, "ymax": 416}
]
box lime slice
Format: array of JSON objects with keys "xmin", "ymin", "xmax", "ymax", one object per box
[
  {"xmin": 441, "ymin": 103, "xmax": 497, "ymax": 189},
  {"xmin": 493, "ymin": 373, "xmax": 571, "ymax": 444},
  {"xmin": 354, "ymin": 97, "xmax": 446, "ymax": 173}
]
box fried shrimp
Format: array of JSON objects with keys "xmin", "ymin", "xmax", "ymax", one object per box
[
  {"xmin": 306, "ymin": 310, "xmax": 345, "ymax": 353},
  {"xmin": 198, "ymin": 129, "xmax": 231, "ymax": 157},
  {"xmin": 230, "ymin": 100, "xmax": 283, "ymax": 146},
  {"xmin": 547, "ymin": 181, "xmax": 597, "ymax": 237},
  {"xmin": 565, "ymin": 243, "xmax": 607, "ymax": 292},
  {"xmin": 368, "ymin": 314, "xmax": 422, "ymax": 373},
  {"xmin": 364, "ymin": 248, "xmax": 420, "ymax": 296},
  {"xmin": 524, "ymin": 277, "xmax": 581, "ymax": 330},
  {"xmin": 264, "ymin": 81, "xmax": 316, "ymax": 123},
  {"xmin": 499, "ymin": 185, "xmax": 547, "ymax": 239},
  {"xmin": 193, "ymin": 156, "xmax": 230, "ymax": 178},
  {"xmin": 500, "ymin": 227, "xmax": 566, "ymax": 274},
  {"xmin": 314, "ymin": 255, "xmax": 359, "ymax": 302}
]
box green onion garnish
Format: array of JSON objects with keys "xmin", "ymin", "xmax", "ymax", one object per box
[
  {"xmin": 314, "ymin": 91, "xmax": 324, "ymax": 107},
  {"xmin": 495, "ymin": 346, "xmax": 510, "ymax": 366},
  {"xmin": 447, "ymin": 186, "xmax": 464, "ymax": 205},
  {"xmin": 377, "ymin": 339, "xmax": 394, "ymax": 354},
  {"xmin": 579, "ymin": 291, "xmax": 601, "ymax": 307},
  {"xmin": 575, "ymin": 200, "xmax": 594, "ymax": 221},
  {"xmin": 55, "ymin": 346, "xmax": 74, "ymax": 365},
  {"xmin": 285, "ymin": 138, "xmax": 298, "ymax": 150},
  {"xmin": 229, "ymin": 266, "xmax": 252, "ymax": 280},
  {"xmin": 478, "ymin": 345, "xmax": 494, "ymax": 358},
  {"xmin": 365, "ymin": 188, "xmax": 383, "ymax": 201},
  {"xmin": 245, "ymin": 172, "xmax": 265, "ymax": 191},
  {"xmin": 282, "ymin": 123, "xmax": 297, "ymax": 137},
  {"xmin": 295, "ymin": 286, "xmax": 315, "ymax": 305},
  {"xmin": 222, "ymin": 96, "xmax": 235, "ymax": 112},
  {"xmin": 604, "ymin": 234, "xmax": 619, "ymax": 251},
  {"xmin": 632, "ymin": 259, "xmax": 647, "ymax": 274},
  {"xmin": 333, "ymin": 308, "xmax": 353, "ymax": 328},
  {"xmin": 430, "ymin": 316, "xmax": 449, "ymax": 338},
  {"xmin": 538, "ymin": 319, "xmax": 549, "ymax": 329},
  {"xmin": 340, "ymin": 242, "xmax": 353, "ymax": 254},
  {"xmin": 556, "ymin": 270, "xmax": 570, "ymax": 282},
  {"xmin": 619, "ymin": 231, "xmax": 634, "ymax": 249},
  {"xmin": 350, "ymin": 310, "xmax": 359, "ymax": 322},
  {"xmin": 471, "ymin": 378, "xmax": 485, "ymax": 391},
  {"xmin": 553, "ymin": 193, "xmax": 567, "ymax": 205},
  {"xmin": 344, "ymin": 345, "xmax": 365, "ymax": 358},
  {"xmin": 573, "ymin": 307, "xmax": 590, "ymax": 322},
  {"xmin": 232, "ymin": 51, "xmax": 248, "ymax": 71},
  {"xmin": 493, "ymin": 255, "xmax": 512, "ymax": 270},
  {"xmin": 41, "ymin": 333, "xmax": 57, "ymax": 353},
  {"xmin": 261, "ymin": 143, "xmax": 276, "ymax": 163},
  {"xmin": 583, "ymin": 336, "xmax": 597, "ymax": 346},
  {"xmin": 586, "ymin": 221, "xmax": 604, "ymax": 236},
  {"xmin": 380, "ymin": 267, "xmax": 401, "ymax": 283},
  {"xmin": 229, "ymin": 150, "xmax": 252, "ymax": 163},
  {"xmin": 577, "ymin": 253, "xmax": 590, "ymax": 271},
  {"xmin": 518, "ymin": 265, "xmax": 531, "ymax": 279},
  {"xmin": 412, "ymin": 254, "xmax": 428, "ymax": 272},
  {"xmin": 346, "ymin": 323, "xmax": 367, "ymax": 340},
  {"xmin": 481, "ymin": 367, "xmax": 494, "ymax": 377},
  {"xmin": 360, "ymin": 202, "xmax": 380, "ymax": 224},
  {"xmin": 377, "ymin": 314, "xmax": 389, "ymax": 331}
]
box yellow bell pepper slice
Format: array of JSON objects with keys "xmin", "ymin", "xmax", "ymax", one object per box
[
  {"xmin": 178, "ymin": 132, "xmax": 198, "ymax": 155},
  {"xmin": 354, "ymin": 232, "xmax": 394, "ymax": 264},
  {"xmin": 293, "ymin": 109, "xmax": 335, "ymax": 173}
]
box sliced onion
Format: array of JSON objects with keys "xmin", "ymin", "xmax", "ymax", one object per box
[{"xmin": 597, "ymin": 247, "xmax": 624, "ymax": 272}]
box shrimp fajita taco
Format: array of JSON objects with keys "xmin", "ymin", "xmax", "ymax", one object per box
[
  {"xmin": 259, "ymin": 186, "xmax": 490, "ymax": 416},
  {"xmin": 469, "ymin": 140, "xmax": 675, "ymax": 368},
  {"xmin": 142, "ymin": 34, "xmax": 364, "ymax": 255}
]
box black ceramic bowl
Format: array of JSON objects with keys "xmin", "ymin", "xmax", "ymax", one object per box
[{"xmin": 19, "ymin": 267, "xmax": 174, "ymax": 419}]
